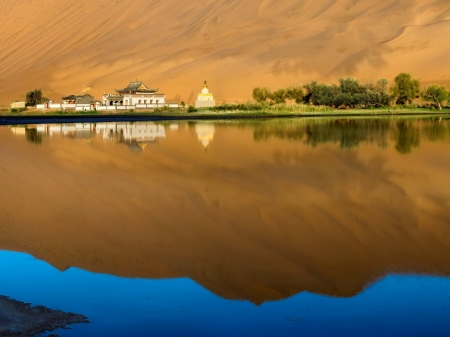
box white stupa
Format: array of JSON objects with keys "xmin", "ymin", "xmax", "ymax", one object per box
[{"xmin": 195, "ymin": 81, "xmax": 216, "ymax": 108}]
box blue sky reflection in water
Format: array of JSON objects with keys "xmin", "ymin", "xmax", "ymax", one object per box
[
  {"xmin": 1, "ymin": 251, "xmax": 450, "ymax": 337},
  {"xmin": 2, "ymin": 118, "xmax": 450, "ymax": 336}
]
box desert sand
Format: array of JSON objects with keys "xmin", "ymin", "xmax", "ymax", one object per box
[
  {"xmin": 0, "ymin": 0, "xmax": 449, "ymax": 105},
  {"xmin": 1, "ymin": 120, "xmax": 450, "ymax": 304},
  {"xmin": 0, "ymin": 295, "xmax": 88, "ymax": 337}
]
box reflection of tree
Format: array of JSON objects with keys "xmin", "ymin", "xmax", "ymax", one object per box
[
  {"xmin": 253, "ymin": 122, "xmax": 305, "ymax": 142},
  {"xmin": 421, "ymin": 119, "xmax": 449, "ymax": 143},
  {"xmin": 25, "ymin": 128, "xmax": 42, "ymax": 145},
  {"xmin": 251, "ymin": 118, "xmax": 450, "ymax": 153},
  {"xmin": 395, "ymin": 121, "xmax": 420, "ymax": 154},
  {"xmin": 304, "ymin": 120, "xmax": 390, "ymax": 149},
  {"xmin": 254, "ymin": 119, "xmax": 393, "ymax": 149}
]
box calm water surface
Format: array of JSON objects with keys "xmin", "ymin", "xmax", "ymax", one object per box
[{"xmin": 1, "ymin": 117, "xmax": 450, "ymax": 336}]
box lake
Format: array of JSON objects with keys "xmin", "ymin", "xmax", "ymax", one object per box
[{"xmin": 1, "ymin": 117, "xmax": 450, "ymax": 336}]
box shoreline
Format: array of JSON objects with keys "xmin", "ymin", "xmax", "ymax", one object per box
[
  {"xmin": 1, "ymin": 110, "xmax": 450, "ymax": 125},
  {"xmin": 0, "ymin": 295, "xmax": 88, "ymax": 337}
]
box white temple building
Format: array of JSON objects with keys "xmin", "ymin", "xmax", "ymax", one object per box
[
  {"xmin": 102, "ymin": 81, "xmax": 165, "ymax": 106},
  {"xmin": 97, "ymin": 81, "xmax": 178, "ymax": 111},
  {"xmin": 195, "ymin": 81, "xmax": 216, "ymax": 108}
]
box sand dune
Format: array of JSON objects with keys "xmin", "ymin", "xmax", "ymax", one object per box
[{"xmin": 0, "ymin": 0, "xmax": 449, "ymax": 105}]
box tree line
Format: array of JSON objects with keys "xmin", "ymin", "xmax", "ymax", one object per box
[{"xmin": 253, "ymin": 73, "xmax": 449, "ymax": 110}]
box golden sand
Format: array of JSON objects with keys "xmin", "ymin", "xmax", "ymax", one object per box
[{"xmin": 0, "ymin": 0, "xmax": 449, "ymax": 105}]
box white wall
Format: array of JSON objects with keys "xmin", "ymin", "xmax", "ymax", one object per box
[{"xmin": 11, "ymin": 102, "xmax": 25, "ymax": 108}]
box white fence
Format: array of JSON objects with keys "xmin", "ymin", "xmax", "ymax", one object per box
[
  {"xmin": 36, "ymin": 103, "xmax": 179, "ymax": 111},
  {"xmin": 97, "ymin": 103, "xmax": 179, "ymax": 110}
]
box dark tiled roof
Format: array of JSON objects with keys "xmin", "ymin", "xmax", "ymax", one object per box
[
  {"xmin": 62, "ymin": 94, "xmax": 96, "ymax": 103},
  {"xmin": 116, "ymin": 81, "xmax": 158, "ymax": 93},
  {"xmin": 62, "ymin": 95, "xmax": 77, "ymax": 100}
]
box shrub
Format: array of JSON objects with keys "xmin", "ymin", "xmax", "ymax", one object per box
[
  {"xmin": 187, "ymin": 105, "xmax": 198, "ymax": 113},
  {"xmin": 10, "ymin": 107, "xmax": 27, "ymax": 113},
  {"xmin": 286, "ymin": 86, "xmax": 304, "ymax": 103},
  {"xmin": 303, "ymin": 82, "xmax": 340, "ymax": 106},
  {"xmin": 270, "ymin": 89, "xmax": 287, "ymax": 104},
  {"xmin": 252, "ymin": 87, "xmax": 272, "ymax": 102},
  {"xmin": 212, "ymin": 103, "xmax": 264, "ymax": 111}
]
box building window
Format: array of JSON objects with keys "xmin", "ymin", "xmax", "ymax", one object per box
[
  {"xmin": 150, "ymin": 100, "xmax": 153, "ymax": 104},
  {"xmin": 139, "ymin": 100, "xmax": 142, "ymax": 104},
  {"xmin": 144, "ymin": 100, "xmax": 147, "ymax": 104}
]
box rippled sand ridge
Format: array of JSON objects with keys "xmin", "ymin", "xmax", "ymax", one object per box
[{"xmin": 0, "ymin": 0, "xmax": 449, "ymax": 104}]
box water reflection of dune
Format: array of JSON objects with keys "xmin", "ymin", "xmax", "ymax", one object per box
[{"xmin": 2, "ymin": 119, "xmax": 450, "ymax": 304}]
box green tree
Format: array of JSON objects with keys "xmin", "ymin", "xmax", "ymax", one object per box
[
  {"xmin": 390, "ymin": 73, "xmax": 420, "ymax": 105},
  {"xmin": 339, "ymin": 78, "xmax": 365, "ymax": 95},
  {"xmin": 303, "ymin": 82, "xmax": 340, "ymax": 106},
  {"xmin": 285, "ymin": 86, "xmax": 304, "ymax": 103},
  {"xmin": 25, "ymin": 89, "xmax": 48, "ymax": 107},
  {"xmin": 187, "ymin": 105, "xmax": 197, "ymax": 113},
  {"xmin": 252, "ymin": 87, "xmax": 271, "ymax": 103},
  {"xmin": 270, "ymin": 88, "xmax": 287, "ymax": 104},
  {"xmin": 421, "ymin": 84, "xmax": 448, "ymax": 110},
  {"xmin": 363, "ymin": 79, "xmax": 390, "ymax": 108}
]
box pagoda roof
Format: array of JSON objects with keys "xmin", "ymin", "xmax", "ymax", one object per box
[
  {"xmin": 62, "ymin": 94, "xmax": 96, "ymax": 103},
  {"xmin": 116, "ymin": 81, "xmax": 158, "ymax": 93}
]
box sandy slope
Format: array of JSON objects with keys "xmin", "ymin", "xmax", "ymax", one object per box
[{"xmin": 0, "ymin": 0, "xmax": 449, "ymax": 105}]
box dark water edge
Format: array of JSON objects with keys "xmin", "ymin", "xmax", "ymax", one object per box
[
  {"xmin": 2, "ymin": 251, "xmax": 450, "ymax": 337},
  {"xmin": 1, "ymin": 111, "xmax": 450, "ymax": 126},
  {"xmin": 0, "ymin": 295, "xmax": 88, "ymax": 337}
]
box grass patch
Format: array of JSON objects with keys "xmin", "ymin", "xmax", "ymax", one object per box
[{"xmin": 10, "ymin": 107, "xmax": 28, "ymax": 113}]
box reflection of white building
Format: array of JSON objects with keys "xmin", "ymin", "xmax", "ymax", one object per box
[
  {"xmin": 11, "ymin": 127, "xmax": 26, "ymax": 135},
  {"xmin": 97, "ymin": 122, "xmax": 166, "ymax": 152},
  {"xmin": 196, "ymin": 124, "xmax": 215, "ymax": 149},
  {"xmin": 97, "ymin": 123, "xmax": 165, "ymax": 141},
  {"xmin": 33, "ymin": 123, "xmax": 93, "ymax": 137},
  {"xmin": 14, "ymin": 123, "xmax": 167, "ymax": 151}
]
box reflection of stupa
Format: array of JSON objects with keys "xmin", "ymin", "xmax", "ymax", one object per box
[
  {"xmin": 195, "ymin": 81, "xmax": 216, "ymax": 108},
  {"xmin": 196, "ymin": 124, "xmax": 216, "ymax": 150}
]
